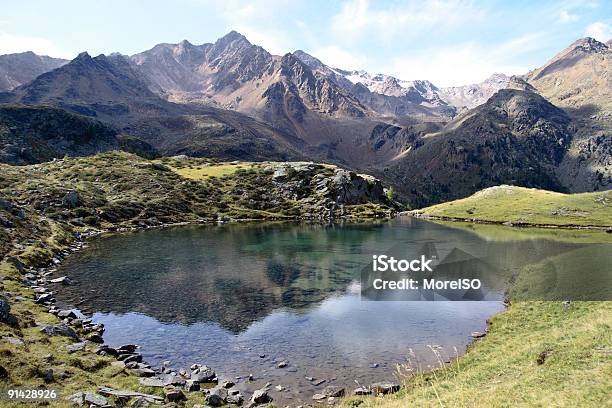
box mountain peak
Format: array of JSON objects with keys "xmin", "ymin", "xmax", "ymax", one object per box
[
  {"xmin": 76, "ymin": 51, "xmax": 91, "ymax": 59},
  {"xmin": 216, "ymin": 30, "xmax": 250, "ymax": 46},
  {"xmin": 566, "ymin": 37, "xmax": 608, "ymax": 54}
]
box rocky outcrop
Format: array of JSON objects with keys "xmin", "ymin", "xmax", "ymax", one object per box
[{"xmin": 267, "ymin": 162, "xmax": 396, "ymax": 217}]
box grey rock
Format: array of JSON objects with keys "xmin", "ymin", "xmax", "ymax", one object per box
[
  {"xmin": 84, "ymin": 392, "xmax": 108, "ymax": 406},
  {"xmin": 66, "ymin": 392, "xmax": 85, "ymax": 405},
  {"xmin": 7, "ymin": 256, "xmax": 25, "ymax": 274},
  {"xmin": 58, "ymin": 309, "xmax": 77, "ymax": 319},
  {"xmin": 67, "ymin": 342, "xmax": 86, "ymax": 353},
  {"xmin": 250, "ymin": 388, "xmax": 272, "ymax": 404},
  {"xmin": 353, "ymin": 386, "xmax": 371, "ymax": 395},
  {"xmin": 134, "ymin": 368, "xmax": 156, "ymax": 377},
  {"xmin": 50, "ymin": 276, "xmax": 72, "ymax": 285},
  {"xmin": 62, "ymin": 191, "xmax": 82, "ymax": 208},
  {"xmin": 370, "ymin": 382, "xmax": 400, "ymax": 395},
  {"xmin": 0, "ymin": 296, "xmax": 11, "ymax": 323},
  {"xmin": 117, "ymin": 344, "xmax": 138, "ymax": 353},
  {"xmin": 95, "ymin": 345, "xmax": 118, "ymax": 357},
  {"xmin": 227, "ymin": 392, "xmax": 244, "ymax": 405},
  {"xmin": 206, "ymin": 387, "xmax": 228, "ymax": 406},
  {"xmin": 35, "ymin": 293, "xmax": 54, "ymax": 304},
  {"xmin": 163, "ymin": 386, "xmax": 186, "ymax": 402},
  {"xmin": 184, "ymin": 379, "xmax": 200, "ymax": 392},
  {"xmin": 191, "ymin": 366, "xmax": 216, "ymax": 383},
  {"xmin": 87, "ymin": 333, "xmax": 104, "ymax": 343},
  {"xmin": 4, "ymin": 336, "xmax": 24, "ymax": 346},
  {"xmin": 322, "ymin": 385, "xmax": 345, "ymax": 397},
  {"xmin": 139, "ymin": 377, "xmax": 166, "ymax": 388},
  {"xmin": 40, "ymin": 324, "xmax": 78, "ymax": 339}
]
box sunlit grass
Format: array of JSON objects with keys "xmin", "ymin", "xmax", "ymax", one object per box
[{"xmin": 413, "ymin": 186, "xmax": 612, "ymax": 227}]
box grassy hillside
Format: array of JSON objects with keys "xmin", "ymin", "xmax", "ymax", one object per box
[{"xmin": 411, "ymin": 185, "xmax": 612, "ymax": 227}]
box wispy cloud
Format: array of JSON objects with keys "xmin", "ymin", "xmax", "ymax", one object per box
[
  {"xmin": 0, "ymin": 32, "xmax": 71, "ymax": 58},
  {"xmin": 558, "ymin": 10, "xmax": 578, "ymax": 23},
  {"xmin": 380, "ymin": 32, "xmax": 550, "ymax": 87},
  {"xmin": 331, "ymin": 0, "xmax": 487, "ymax": 45},
  {"xmin": 584, "ymin": 21, "xmax": 612, "ymax": 41}
]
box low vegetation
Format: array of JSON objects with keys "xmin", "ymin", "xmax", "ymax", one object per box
[
  {"xmin": 411, "ymin": 185, "xmax": 612, "ymax": 227},
  {"xmin": 0, "ymin": 151, "xmax": 398, "ymax": 406}
]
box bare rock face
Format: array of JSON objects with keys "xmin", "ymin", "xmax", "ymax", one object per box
[{"xmin": 0, "ymin": 51, "xmax": 67, "ymax": 92}]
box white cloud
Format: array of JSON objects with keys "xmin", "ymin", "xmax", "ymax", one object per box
[
  {"xmin": 584, "ymin": 21, "xmax": 612, "ymax": 42},
  {"xmin": 558, "ymin": 10, "xmax": 577, "ymax": 23},
  {"xmin": 215, "ymin": 0, "xmax": 296, "ymax": 55},
  {"xmin": 381, "ymin": 37, "xmax": 540, "ymax": 87},
  {"xmin": 0, "ymin": 32, "xmax": 72, "ymax": 58},
  {"xmin": 308, "ymin": 46, "xmax": 367, "ymax": 69},
  {"xmin": 331, "ymin": 0, "xmax": 486, "ymax": 44}
]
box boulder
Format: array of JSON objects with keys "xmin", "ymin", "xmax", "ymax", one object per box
[
  {"xmin": 226, "ymin": 392, "xmax": 244, "ymax": 405},
  {"xmin": 117, "ymin": 344, "xmax": 138, "ymax": 353},
  {"xmin": 250, "ymin": 388, "xmax": 272, "ymax": 404},
  {"xmin": 163, "ymin": 386, "xmax": 186, "ymax": 402},
  {"xmin": 87, "ymin": 334, "xmax": 104, "ymax": 343},
  {"xmin": 61, "ymin": 191, "xmax": 82, "ymax": 208},
  {"xmin": 206, "ymin": 387, "xmax": 228, "ymax": 406},
  {"xmin": 353, "ymin": 386, "xmax": 371, "ymax": 395},
  {"xmin": 191, "ymin": 366, "xmax": 216, "ymax": 383},
  {"xmin": 50, "ymin": 276, "xmax": 73, "ymax": 285},
  {"xmin": 57, "ymin": 309, "xmax": 77, "ymax": 319},
  {"xmin": 84, "ymin": 392, "xmax": 108, "ymax": 406},
  {"xmin": 322, "ymin": 385, "xmax": 345, "ymax": 397},
  {"xmin": 184, "ymin": 379, "xmax": 200, "ymax": 392},
  {"xmin": 0, "ymin": 295, "xmax": 10, "ymax": 322},
  {"xmin": 40, "ymin": 324, "xmax": 78, "ymax": 340}
]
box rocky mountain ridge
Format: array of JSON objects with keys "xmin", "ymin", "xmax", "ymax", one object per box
[
  {"xmin": 0, "ymin": 51, "xmax": 67, "ymax": 92},
  {"xmin": 0, "ymin": 33, "xmax": 609, "ymax": 206}
]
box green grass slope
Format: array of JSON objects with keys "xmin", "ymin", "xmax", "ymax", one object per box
[
  {"xmin": 344, "ymin": 301, "xmax": 611, "ymax": 408},
  {"xmin": 411, "ymin": 185, "xmax": 612, "ymax": 227}
]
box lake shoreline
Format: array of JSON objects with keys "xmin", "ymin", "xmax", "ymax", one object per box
[
  {"xmin": 2, "ymin": 211, "xmax": 608, "ymax": 406},
  {"xmin": 407, "ymin": 212, "xmax": 612, "ymax": 230}
]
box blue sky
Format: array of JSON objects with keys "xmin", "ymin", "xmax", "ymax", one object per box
[{"xmin": 1, "ymin": 0, "xmax": 611, "ymax": 86}]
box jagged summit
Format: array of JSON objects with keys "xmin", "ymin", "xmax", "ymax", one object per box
[
  {"xmin": 566, "ymin": 37, "xmax": 609, "ymax": 53},
  {"xmin": 215, "ymin": 30, "xmax": 250, "ymax": 46}
]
